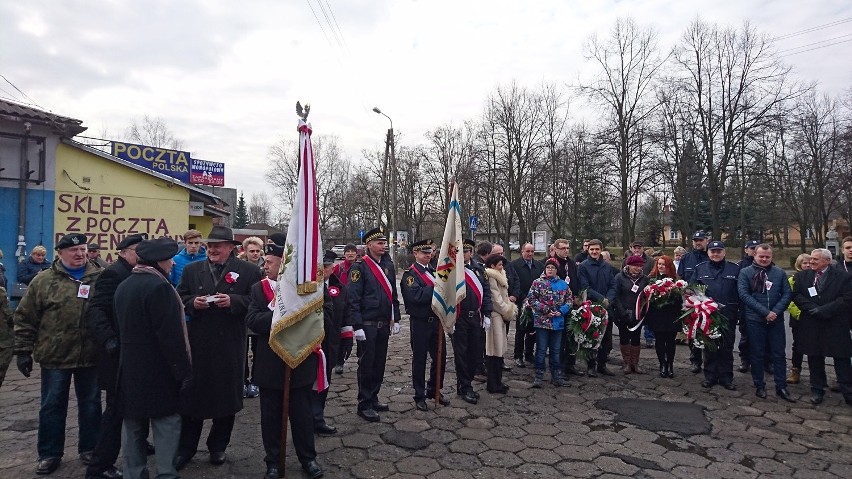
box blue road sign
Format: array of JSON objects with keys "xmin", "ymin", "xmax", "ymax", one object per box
[
  {"xmin": 359, "ymin": 228, "xmax": 365, "ymax": 241},
  {"xmin": 469, "ymin": 215, "xmax": 478, "ymax": 232}
]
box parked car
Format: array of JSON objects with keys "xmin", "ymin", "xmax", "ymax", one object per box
[
  {"xmin": 331, "ymin": 244, "xmax": 347, "ymax": 258},
  {"xmin": 509, "ymin": 241, "xmax": 520, "ymax": 251}
]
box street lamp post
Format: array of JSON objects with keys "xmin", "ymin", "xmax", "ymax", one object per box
[{"xmin": 373, "ymin": 107, "xmax": 396, "ymax": 264}]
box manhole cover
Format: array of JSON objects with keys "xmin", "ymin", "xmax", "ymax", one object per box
[{"xmin": 596, "ymin": 398, "xmax": 710, "ymax": 435}]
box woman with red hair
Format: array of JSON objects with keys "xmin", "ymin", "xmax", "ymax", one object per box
[{"xmin": 645, "ymin": 255, "xmax": 683, "ymax": 378}]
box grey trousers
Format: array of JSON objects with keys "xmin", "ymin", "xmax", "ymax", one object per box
[{"xmin": 122, "ymin": 415, "xmax": 181, "ymax": 479}]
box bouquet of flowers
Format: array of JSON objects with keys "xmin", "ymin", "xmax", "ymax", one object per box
[
  {"xmin": 567, "ymin": 290, "xmax": 610, "ymax": 362},
  {"xmin": 679, "ymin": 285, "xmax": 727, "ymax": 351},
  {"xmin": 630, "ymin": 277, "xmax": 688, "ymax": 332}
]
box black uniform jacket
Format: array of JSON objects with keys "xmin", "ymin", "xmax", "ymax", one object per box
[
  {"xmin": 114, "ymin": 270, "xmax": 191, "ymax": 419},
  {"xmin": 400, "ymin": 263, "xmax": 435, "ymax": 318},
  {"xmin": 177, "ymin": 255, "xmax": 263, "ymax": 418},
  {"xmin": 694, "ymin": 260, "xmax": 740, "ymax": 322},
  {"xmin": 792, "ymin": 267, "xmax": 852, "ymax": 357},
  {"xmin": 86, "ymin": 256, "xmax": 133, "ymax": 390},
  {"xmin": 459, "ymin": 262, "xmax": 493, "ymax": 318},
  {"xmin": 348, "ymin": 253, "xmax": 401, "ymax": 328},
  {"xmin": 245, "ymin": 280, "xmax": 317, "ymax": 390},
  {"xmin": 323, "ymin": 273, "xmax": 351, "ymax": 353}
]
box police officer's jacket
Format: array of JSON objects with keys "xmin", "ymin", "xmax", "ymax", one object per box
[
  {"xmin": 401, "ymin": 263, "xmax": 436, "ymax": 318},
  {"xmin": 348, "ymin": 253, "xmax": 401, "ymax": 327},
  {"xmin": 459, "ymin": 262, "xmax": 493, "ymax": 318},
  {"xmin": 693, "ymin": 259, "xmax": 740, "ymax": 320},
  {"xmin": 677, "ymin": 249, "xmax": 709, "ymax": 283}
]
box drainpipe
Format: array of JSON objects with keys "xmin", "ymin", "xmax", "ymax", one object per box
[{"xmin": 16, "ymin": 122, "xmax": 31, "ymax": 261}]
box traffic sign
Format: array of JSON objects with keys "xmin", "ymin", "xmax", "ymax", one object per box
[
  {"xmin": 469, "ymin": 215, "xmax": 478, "ymax": 232},
  {"xmin": 359, "ymin": 228, "xmax": 365, "ymax": 241}
]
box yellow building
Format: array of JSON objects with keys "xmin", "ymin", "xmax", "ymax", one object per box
[{"xmin": 55, "ymin": 139, "xmax": 226, "ymax": 262}]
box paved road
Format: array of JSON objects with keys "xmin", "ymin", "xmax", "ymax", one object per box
[{"xmin": 1, "ymin": 322, "xmax": 851, "ymax": 478}]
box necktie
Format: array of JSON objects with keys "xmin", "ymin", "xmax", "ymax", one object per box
[
  {"xmin": 527, "ymin": 261, "xmax": 533, "ymax": 270},
  {"xmin": 814, "ymin": 269, "xmax": 824, "ymax": 288}
]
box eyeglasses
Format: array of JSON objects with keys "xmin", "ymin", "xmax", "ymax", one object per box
[{"xmin": 556, "ymin": 246, "xmax": 568, "ymax": 250}]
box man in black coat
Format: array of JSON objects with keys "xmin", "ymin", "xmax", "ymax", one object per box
[
  {"xmin": 313, "ymin": 250, "xmax": 351, "ymax": 434},
  {"xmin": 578, "ymin": 239, "xmax": 618, "ymax": 376},
  {"xmin": 510, "ymin": 243, "xmax": 544, "ymax": 368},
  {"xmin": 677, "ymin": 231, "xmax": 711, "ymax": 373},
  {"xmin": 246, "ymin": 243, "xmax": 323, "ymax": 479},
  {"xmin": 114, "ymin": 237, "xmax": 192, "ymax": 479},
  {"xmin": 453, "ymin": 239, "xmax": 493, "ymax": 404},
  {"xmin": 85, "ymin": 233, "xmax": 147, "ymax": 479},
  {"xmin": 793, "ymin": 248, "xmax": 852, "ymax": 406},
  {"xmin": 175, "ymin": 226, "xmax": 263, "ymax": 469},
  {"xmin": 348, "ymin": 227, "xmax": 402, "ymax": 422}
]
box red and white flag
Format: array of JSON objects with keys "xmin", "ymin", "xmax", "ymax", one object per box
[{"xmin": 269, "ymin": 119, "xmax": 326, "ymax": 369}]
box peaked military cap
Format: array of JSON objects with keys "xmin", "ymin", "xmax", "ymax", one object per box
[
  {"xmin": 463, "ymin": 238, "xmax": 476, "ymax": 250},
  {"xmin": 692, "ymin": 231, "xmax": 707, "ymax": 240},
  {"xmin": 268, "ymin": 233, "xmax": 286, "ymax": 247},
  {"xmin": 364, "ymin": 227, "xmax": 387, "ymax": 243},
  {"xmin": 744, "ymin": 240, "xmax": 760, "ymax": 249},
  {"xmin": 56, "ymin": 233, "xmax": 88, "ymax": 250},
  {"xmin": 411, "ymin": 239, "xmax": 434, "ymax": 253},
  {"xmin": 265, "ymin": 243, "xmax": 285, "ymax": 258},
  {"xmin": 708, "ymin": 240, "xmax": 725, "ymax": 250},
  {"xmin": 136, "ymin": 237, "xmax": 179, "ymax": 262},
  {"xmin": 117, "ymin": 233, "xmax": 148, "ymax": 250}
]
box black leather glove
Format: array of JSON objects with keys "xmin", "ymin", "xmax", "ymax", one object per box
[
  {"xmin": 104, "ymin": 337, "xmax": 120, "ymax": 358},
  {"xmin": 16, "ymin": 354, "xmax": 33, "ymax": 378},
  {"xmin": 808, "ymin": 307, "xmax": 822, "ymax": 318}
]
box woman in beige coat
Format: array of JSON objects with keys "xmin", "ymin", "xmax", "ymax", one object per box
[{"xmin": 485, "ymin": 254, "xmax": 517, "ymax": 394}]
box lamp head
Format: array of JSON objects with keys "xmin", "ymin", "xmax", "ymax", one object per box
[{"xmin": 372, "ymin": 107, "xmax": 382, "ymax": 114}]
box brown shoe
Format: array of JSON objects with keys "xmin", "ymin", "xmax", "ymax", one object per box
[
  {"xmin": 631, "ymin": 345, "xmax": 645, "ymax": 374},
  {"xmin": 786, "ymin": 367, "xmax": 801, "ymax": 384}
]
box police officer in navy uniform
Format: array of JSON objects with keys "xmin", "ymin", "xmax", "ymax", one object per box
[
  {"xmin": 693, "ymin": 240, "xmax": 740, "ymax": 390},
  {"xmin": 453, "ymin": 239, "xmax": 493, "ymax": 405},
  {"xmin": 348, "ymin": 227, "xmax": 402, "ymax": 422},
  {"xmin": 677, "ymin": 231, "xmax": 710, "ymax": 373},
  {"xmin": 401, "ymin": 240, "xmax": 451, "ymax": 411}
]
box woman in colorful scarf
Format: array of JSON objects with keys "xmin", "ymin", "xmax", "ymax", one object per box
[{"xmin": 526, "ymin": 258, "xmax": 572, "ymax": 388}]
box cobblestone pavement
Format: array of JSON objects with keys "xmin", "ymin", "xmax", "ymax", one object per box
[{"xmin": 2, "ymin": 321, "xmax": 851, "ymax": 479}]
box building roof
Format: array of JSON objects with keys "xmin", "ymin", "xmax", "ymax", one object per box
[
  {"xmin": 0, "ymin": 98, "xmax": 86, "ymax": 136},
  {"xmin": 62, "ymin": 138, "xmax": 222, "ymax": 205}
]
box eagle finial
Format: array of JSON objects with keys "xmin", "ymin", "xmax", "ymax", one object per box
[{"xmin": 296, "ymin": 101, "xmax": 311, "ymax": 121}]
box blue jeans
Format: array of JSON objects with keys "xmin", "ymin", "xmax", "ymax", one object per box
[
  {"xmin": 38, "ymin": 367, "xmax": 102, "ymax": 459},
  {"xmin": 534, "ymin": 328, "xmax": 562, "ymax": 374},
  {"xmin": 747, "ymin": 319, "xmax": 786, "ymax": 392},
  {"xmin": 644, "ymin": 326, "xmax": 655, "ymax": 342}
]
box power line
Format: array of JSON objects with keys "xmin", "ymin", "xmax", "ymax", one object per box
[
  {"xmin": 780, "ymin": 37, "xmax": 852, "ymax": 57},
  {"xmin": 316, "ymin": 0, "xmax": 343, "ymax": 48},
  {"xmin": 0, "ymin": 74, "xmax": 44, "ymax": 109},
  {"xmin": 321, "ymin": 0, "xmax": 347, "ymax": 48},
  {"xmin": 777, "ymin": 32, "xmax": 852, "ymax": 54},
  {"xmin": 305, "ymin": 0, "xmax": 334, "ymax": 49},
  {"xmin": 770, "ymin": 17, "xmax": 852, "ymax": 41}
]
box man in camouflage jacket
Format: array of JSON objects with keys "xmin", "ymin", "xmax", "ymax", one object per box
[{"xmin": 13, "ymin": 233, "xmax": 103, "ymax": 476}]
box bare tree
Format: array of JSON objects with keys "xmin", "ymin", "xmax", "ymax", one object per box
[
  {"xmin": 125, "ymin": 115, "xmax": 185, "ymax": 150},
  {"xmin": 674, "ymin": 19, "xmax": 802, "ymax": 237},
  {"xmin": 578, "ymin": 17, "xmax": 667, "ymax": 246},
  {"xmin": 248, "ymin": 192, "xmax": 272, "ymax": 225}
]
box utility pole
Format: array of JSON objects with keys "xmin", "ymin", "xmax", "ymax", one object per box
[{"xmin": 373, "ymin": 107, "xmax": 396, "ymax": 265}]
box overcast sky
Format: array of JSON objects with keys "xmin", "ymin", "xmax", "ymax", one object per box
[{"xmin": 2, "ymin": 0, "xmax": 850, "ymax": 209}]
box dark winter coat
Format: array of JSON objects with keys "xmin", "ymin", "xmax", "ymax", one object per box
[
  {"xmin": 612, "ymin": 270, "xmax": 649, "ymax": 326},
  {"xmin": 511, "ymin": 257, "xmax": 545, "ymax": 305},
  {"xmin": 554, "ymin": 255, "xmax": 581, "ymax": 296},
  {"xmin": 693, "ymin": 260, "xmax": 740, "ymax": 323},
  {"xmin": 323, "ymin": 273, "xmax": 351, "ymax": 354},
  {"xmin": 177, "ymin": 256, "xmax": 263, "ymax": 418},
  {"xmin": 245, "ymin": 280, "xmax": 317, "ymax": 390},
  {"xmin": 644, "ymin": 275, "xmax": 683, "ymax": 333},
  {"xmin": 114, "ymin": 268, "xmax": 192, "ymax": 419},
  {"xmin": 16, "ymin": 255, "xmax": 51, "ymax": 285},
  {"xmin": 577, "ymin": 256, "xmax": 617, "ymax": 304},
  {"xmin": 792, "ymin": 267, "xmax": 852, "ymax": 357},
  {"xmin": 86, "ymin": 256, "xmax": 133, "ymax": 390},
  {"xmin": 677, "ymin": 249, "xmax": 709, "ymax": 283},
  {"xmin": 737, "ymin": 264, "xmax": 792, "ymax": 323}
]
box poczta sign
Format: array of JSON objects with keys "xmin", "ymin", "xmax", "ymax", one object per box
[{"xmin": 111, "ymin": 141, "xmax": 191, "ymax": 183}]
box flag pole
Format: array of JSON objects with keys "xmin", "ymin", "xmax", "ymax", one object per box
[
  {"xmin": 434, "ymin": 180, "xmax": 454, "ymax": 409},
  {"xmin": 278, "ymin": 365, "xmax": 292, "ymax": 478}
]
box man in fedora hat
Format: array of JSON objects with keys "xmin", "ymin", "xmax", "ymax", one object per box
[
  {"xmin": 174, "ymin": 226, "xmax": 263, "ymax": 470},
  {"xmin": 348, "ymin": 227, "xmax": 401, "ymax": 422},
  {"xmin": 114, "ymin": 237, "xmax": 192, "ymax": 479},
  {"xmin": 85, "ymin": 233, "xmax": 148, "ymax": 479}
]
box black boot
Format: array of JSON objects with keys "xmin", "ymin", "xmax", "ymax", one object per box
[
  {"xmin": 667, "ymin": 360, "xmax": 674, "ymax": 378},
  {"xmin": 660, "ymin": 362, "xmax": 667, "ymax": 378}
]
